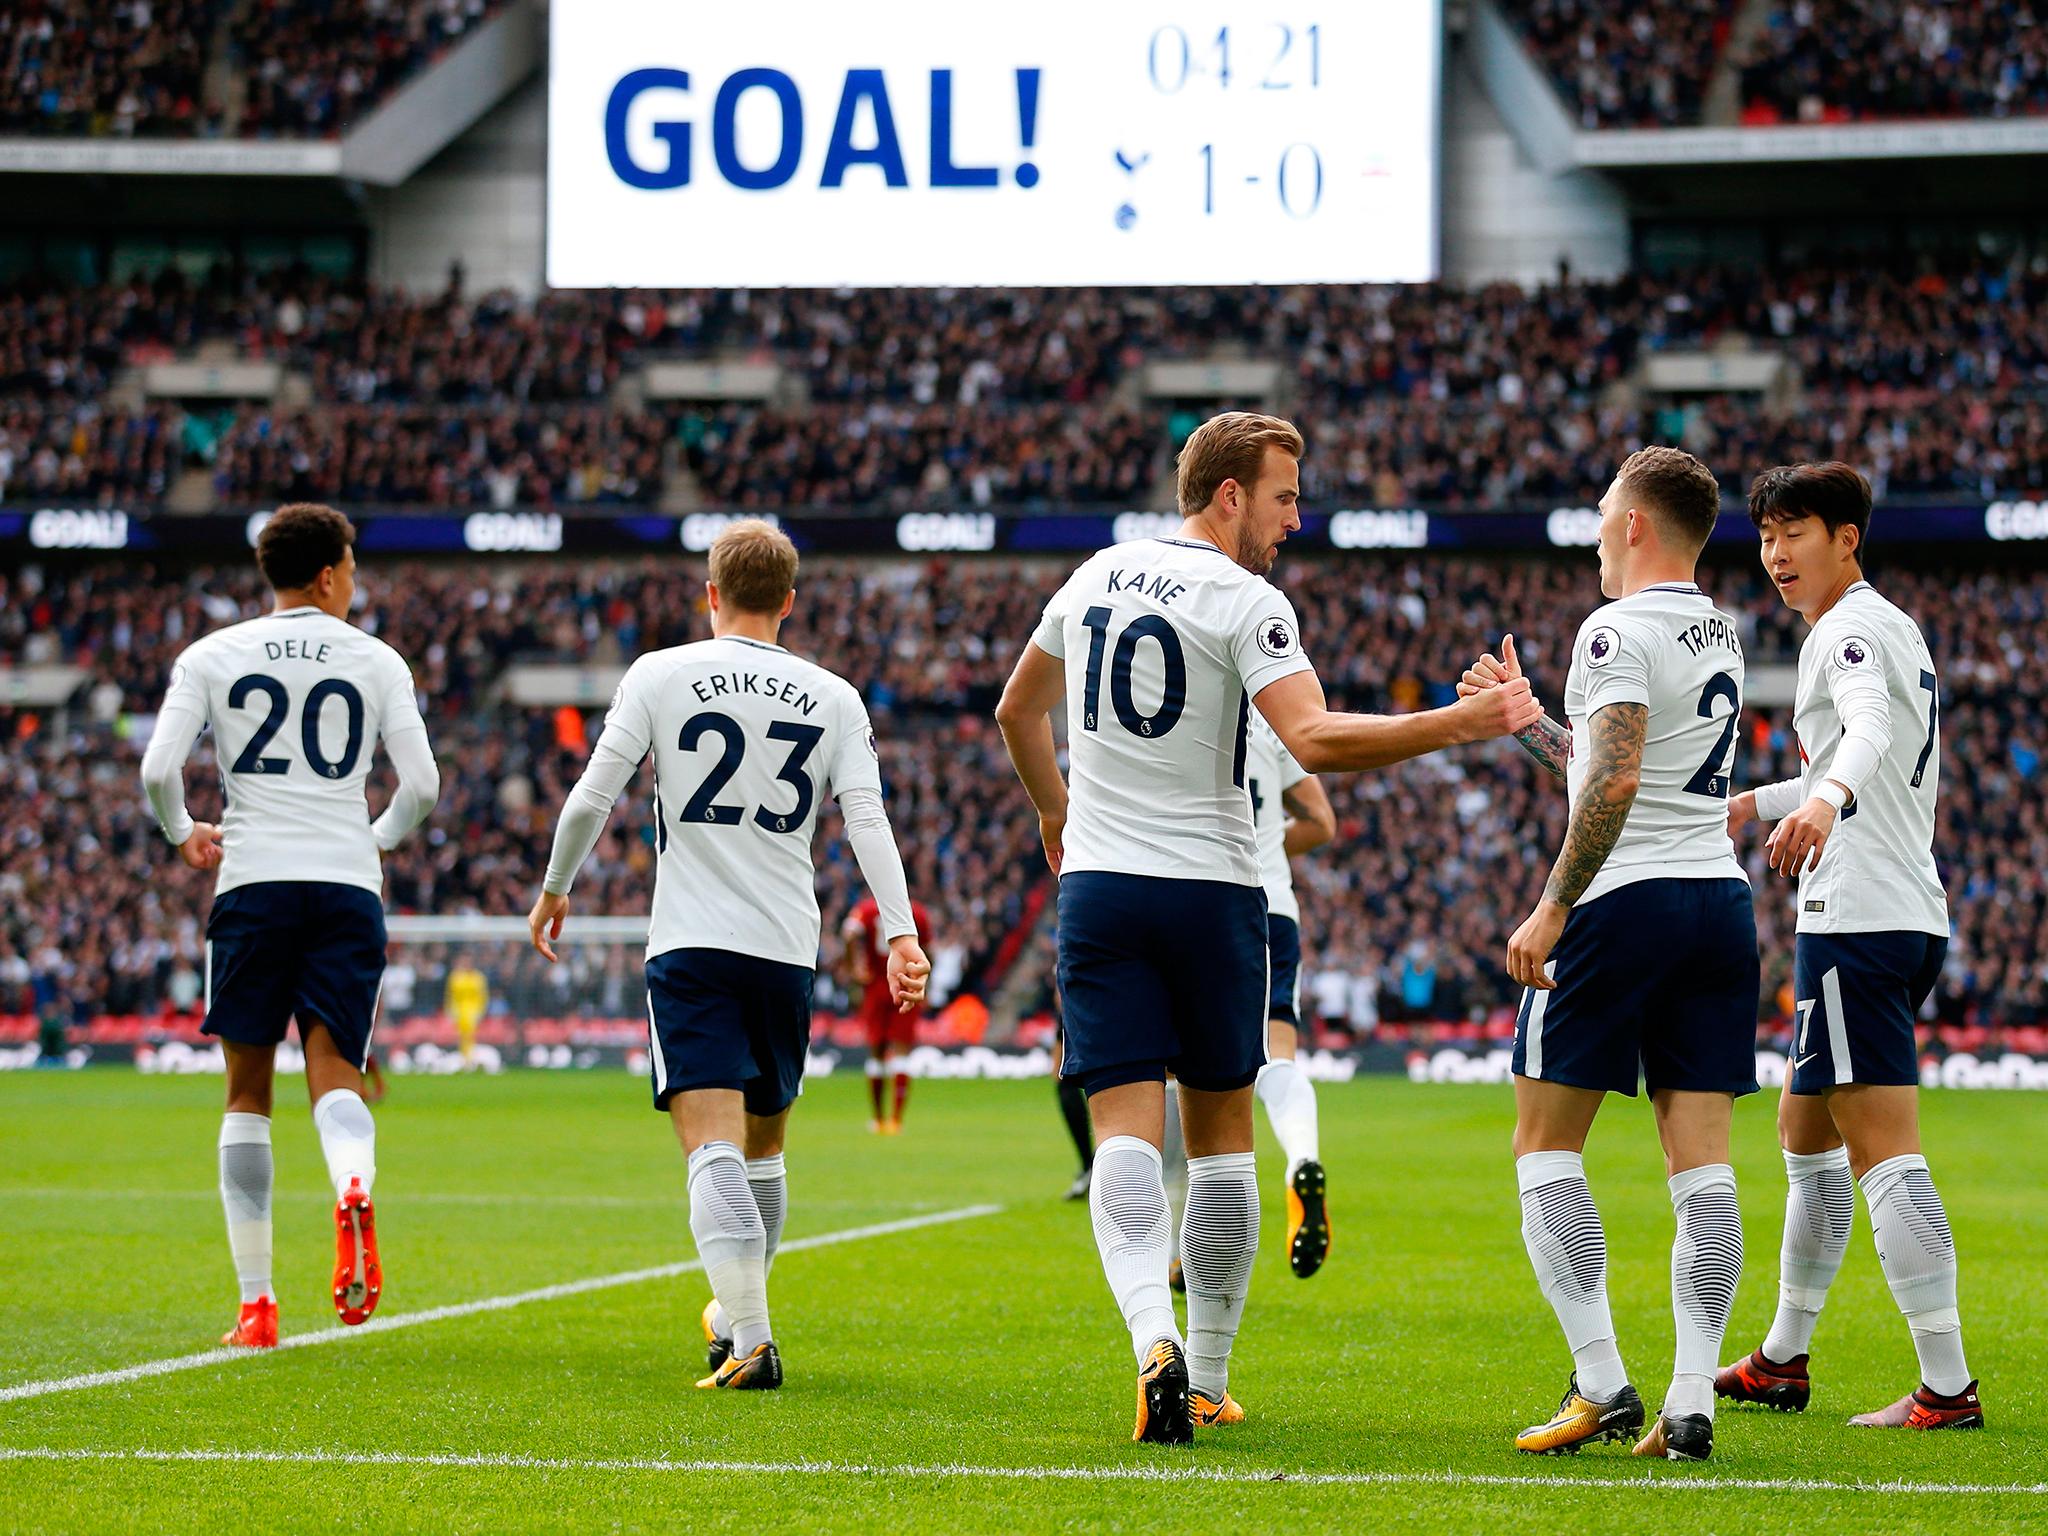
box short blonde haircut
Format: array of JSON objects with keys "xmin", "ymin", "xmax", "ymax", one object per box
[
  {"xmin": 708, "ymin": 518, "xmax": 799, "ymax": 614},
  {"xmin": 1175, "ymin": 412, "xmax": 1306, "ymax": 517}
]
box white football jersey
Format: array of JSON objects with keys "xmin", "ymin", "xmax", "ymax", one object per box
[
  {"xmin": 1033, "ymin": 537, "xmax": 1315, "ymax": 886},
  {"xmin": 599, "ymin": 635, "xmax": 882, "ymax": 967},
  {"xmin": 160, "ymin": 606, "xmax": 426, "ymax": 896},
  {"xmin": 1562, "ymin": 583, "xmax": 1748, "ymax": 905},
  {"xmin": 1787, "ymin": 583, "xmax": 1948, "ymax": 936},
  {"xmin": 1245, "ymin": 712, "xmax": 1310, "ymax": 921}
]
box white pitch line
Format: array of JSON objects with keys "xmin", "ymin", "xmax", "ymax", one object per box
[
  {"xmin": 0, "ymin": 1203, "xmax": 1001, "ymax": 1405},
  {"xmin": 2, "ymin": 1188, "xmax": 956, "ymax": 1212},
  {"xmin": 0, "ymin": 1447, "xmax": 2038, "ymax": 1498}
]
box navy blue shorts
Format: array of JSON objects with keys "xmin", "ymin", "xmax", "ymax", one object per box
[
  {"xmin": 1267, "ymin": 914, "xmax": 1302, "ymax": 1027},
  {"xmin": 1789, "ymin": 930, "xmax": 1946, "ymax": 1094},
  {"xmin": 644, "ymin": 947, "xmax": 813, "ymax": 1115},
  {"xmin": 1513, "ymin": 878, "xmax": 1760, "ymax": 1098},
  {"xmin": 204, "ymin": 882, "xmax": 387, "ymax": 1070},
  {"xmin": 1056, "ymin": 871, "xmax": 1268, "ymax": 1095}
]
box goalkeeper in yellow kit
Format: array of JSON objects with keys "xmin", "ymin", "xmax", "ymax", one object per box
[{"xmin": 445, "ymin": 961, "xmax": 488, "ymax": 1070}]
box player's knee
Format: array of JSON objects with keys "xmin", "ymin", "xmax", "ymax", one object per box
[{"xmin": 1776, "ymin": 1093, "xmax": 1841, "ymax": 1156}]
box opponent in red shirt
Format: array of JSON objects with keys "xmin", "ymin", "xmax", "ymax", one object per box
[{"xmin": 844, "ymin": 894, "xmax": 933, "ymax": 1133}]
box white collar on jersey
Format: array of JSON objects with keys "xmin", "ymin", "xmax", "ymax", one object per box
[
  {"xmin": 1630, "ymin": 582, "xmax": 1705, "ymax": 597},
  {"xmin": 1151, "ymin": 536, "xmax": 1230, "ymax": 557},
  {"xmin": 716, "ymin": 634, "xmax": 789, "ymax": 654},
  {"xmin": 270, "ymin": 605, "xmax": 324, "ymax": 618}
]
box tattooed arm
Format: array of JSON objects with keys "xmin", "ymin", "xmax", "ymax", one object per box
[
  {"xmin": 1514, "ymin": 716, "xmax": 1571, "ymax": 783},
  {"xmin": 1458, "ymin": 634, "xmax": 1568, "ymax": 782},
  {"xmin": 1542, "ymin": 702, "xmax": 1646, "ymax": 908},
  {"xmin": 1506, "ymin": 702, "xmax": 1647, "ymax": 989}
]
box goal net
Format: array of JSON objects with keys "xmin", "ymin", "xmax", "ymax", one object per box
[{"xmin": 381, "ymin": 914, "xmax": 656, "ymax": 1074}]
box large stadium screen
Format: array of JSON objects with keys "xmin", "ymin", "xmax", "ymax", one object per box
[{"xmin": 546, "ymin": 1, "xmax": 1441, "ymax": 288}]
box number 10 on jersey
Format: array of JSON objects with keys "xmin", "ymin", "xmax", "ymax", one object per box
[{"xmin": 1081, "ymin": 606, "xmax": 1187, "ymax": 739}]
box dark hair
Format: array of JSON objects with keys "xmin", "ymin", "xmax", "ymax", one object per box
[
  {"xmin": 256, "ymin": 503, "xmax": 356, "ymax": 590},
  {"xmin": 1616, "ymin": 446, "xmax": 1723, "ymax": 553},
  {"xmin": 1746, "ymin": 462, "xmax": 1871, "ymax": 560}
]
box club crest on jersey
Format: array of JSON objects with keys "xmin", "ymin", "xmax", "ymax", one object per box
[
  {"xmin": 1834, "ymin": 635, "xmax": 1874, "ymax": 670},
  {"xmin": 1584, "ymin": 625, "xmax": 1620, "ymax": 668},
  {"xmin": 1256, "ymin": 616, "xmax": 1297, "ymax": 658}
]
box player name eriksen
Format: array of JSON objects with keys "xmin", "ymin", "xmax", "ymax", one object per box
[
  {"xmin": 1675, "ymin": 615, "xmax": 1743, "ymax": 659},
  {"xmin": 1103, "ymin": 569, "xmax": 1190, "ymax": 606},
  {"xmin": 687, "ymin": 669, "xmax": 822, "ymax": 716}
]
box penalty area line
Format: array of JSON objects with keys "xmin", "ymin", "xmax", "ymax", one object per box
[
  {"xmin": 0, "ymin": 1447, "xmax": 2039, "ymax": 1497},
  {"xmin": 0, "ymin": 1203, "xmax": 1002, "ymax": 1405}
]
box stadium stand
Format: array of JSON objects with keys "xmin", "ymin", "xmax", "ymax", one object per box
[
  {"xmin": 1735, "ymin": 0, "xmax": 2048, "ymax": 125},
  {"xmin": 0, "ymin": 0, "xmax": 504, "ymax": 138},
  {"xmin": 1498, "ymin": 0, "xmax": 1736, "ymax": 128},
  {"xmin": 2, "ymin": 555, "xmax": 2043, "ymax": 1057},
  {"xmin": 3, "ymin": 261, "xmax": 2048, "ymax": 506}
]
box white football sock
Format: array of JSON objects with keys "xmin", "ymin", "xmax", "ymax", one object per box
[
  {"xmin": 311, "ymin": 1088, "xmax": 376, "ymax": 1200},
  {"xmin": 688, "ymin": 1141, "xmax": 770, "ymax": 1356},
  {"xmin": 1862, "ymin": 1153, "xmax": 1971, "ymax": 1396},
  {"xmin": 1161, "ymin": 1090, "xmax": 1186, "ymax": 1266},
  {"xmin": 1667, "ymin": 1163, "xmax": 1743, "ymax": 1420},
  {"xmin": 218, "ymin": 1112, "xmax": 273, "ymax": 1304},
  {"xmin": 1089, "ymin": 1135, "xmax": 1182, "ymax": 1365},
  {"xmin": 1763, "ymin": 1146, "xmax": 1853, "ymax": 1363},
  {"xmin": 1517, "ymin": 1150, "xmax": 1627, "ymax": 1401},
  {"xmin": 1182, "ymin": 1152, "xmax": 1259, "ymax": 1401},
  {"xmin": 710, "ymin": 1154, "xmax": 788, "ymax": 1342},
  {"xmin": 1255, "ymin": 1058, "xmax": 1320, "ymax": 1181}
]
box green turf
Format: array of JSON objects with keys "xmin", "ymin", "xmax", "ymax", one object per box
[{"xmin": 1, "ymin": 1070, "xmax": 2041, "ymax": 1533}]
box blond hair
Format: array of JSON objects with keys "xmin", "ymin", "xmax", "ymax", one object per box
[
  {"xmin": 708, "ymin": 518, "xmax": 798, "ymax": 614},
  {"xmin": 1175, "ymin": 412, "xmax": 1306, "ymax": 517}
]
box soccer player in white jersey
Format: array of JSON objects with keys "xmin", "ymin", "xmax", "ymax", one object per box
[
  {"xmin": 139, "ymin": 504, "xmax": 440, "ymax": 1347},
  {"xmin": 1714, "ymin": 463, "xmax": 1982, "ymax": 1431},
  {"xmin": 1462, "ymin": 448, "xmax": 1757, "ymax": 1462},
  {"xmin": 997, "ymin": 412, "xmax": 1541, "ymax": 1444},
  {"xmin": 1243, "ymin": 712, "xmax": 1336, "ymax": 1277},
  {"xmin": 528, "ymin": 520, "xmax": 929, "ymax": 1392}
]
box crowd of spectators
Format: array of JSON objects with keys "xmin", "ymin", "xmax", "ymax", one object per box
[
  {"xmin": 0, "ymin": 0, "xmax": 223, "ymax": 137},
  {"xmin": 1, "ymin": 552, "xmax": 2044, "ymax": 1055},
  {"xmin": 231, "ymin": 0, "xmax": 499, "ymax": 138},
  {"xmin": 1501, "ymin": 0, "xmax": 1735, "ymax": 128},
  {"xmin": 1737, "ymin": 1, "xmax": 2048, "ymax": 124},
  {"xmin": 4, "ymin": 260, "xmax": 2048, "ymax": 509},
  {"xmin": 0, "ymin": 0, "xmax": 500, "ymax": 138}
]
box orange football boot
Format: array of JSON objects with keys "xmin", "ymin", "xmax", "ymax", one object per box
[
  {"xmin": 1191, "ymin": 1388, "xmax": 1245, "ymax": 1426},
  {"xmin": 1715, "ymin": 1348, "xmax": 1811, "ymax": 1412},
  {"xmin": 332, "ymin": 1177, "xmax": 382, "ymax": 1326},
  {"xmin": 221, "ymin": 1296, "xmax": 278, "ymax": 1349},
  {"xmin": 1850, "ymin": 1381, "xmax": 1985, "ymax": 1430},
  {"xmin": 1286, "ymin": 1158, "xmax": 1331, "ymax": 1279},
  {"xmin": 1133, "ymin": 1339, "xmax": 1194, "ymax": 1445}
]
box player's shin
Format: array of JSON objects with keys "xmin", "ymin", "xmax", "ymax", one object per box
[
  {"xmin": 1088, "ymin": 1136, "xmax": 1182, "ymax": 1362},
  {"xmin": 1764, "ymin": 1146, "xmax": 1853, "ymax": 1362},
  {"xmin": 1517, "ymin": 1151, "xmax": 1627, "ymax": 1399},
  {"xmin": 312, "ymin": 1088, "xmax": 376, "ymax": 1199},
  {"xmin": 1862, "ymin": 1153, "xmax": 1971, "ymax": 1396},
  {"xmin": 1182, "ymin": 1152, "xmax": 1259, "ymax": 1403},
  {"xmin": 1668, "ymin": 1164, "xmax": 1743, "ymax": 1419},
  {"xmin": 219, "ymin": 1112, "xmax": 274, "ymax": 1304},
  {"xmin": 688, "ymin": 1141, "xmax": 771, "ymax": 1354}
]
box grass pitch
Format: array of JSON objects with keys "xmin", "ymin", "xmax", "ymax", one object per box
[{"xmin": 1, "ymin": 1069, "xmax": 2041, "ymax": 1533}]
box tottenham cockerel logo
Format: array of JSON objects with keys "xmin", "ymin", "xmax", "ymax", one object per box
[{"xmin": 1256, "ymin": 616, "xmax": 1297, "ymax": 658}]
